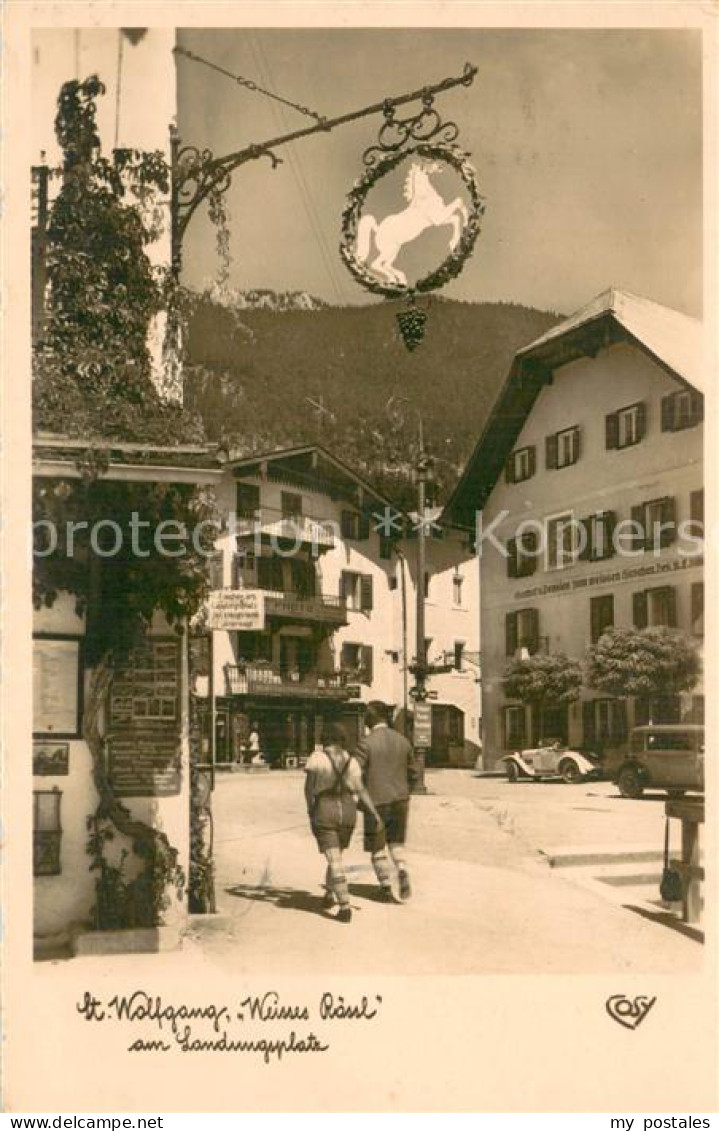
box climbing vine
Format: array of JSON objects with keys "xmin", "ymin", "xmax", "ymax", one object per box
[{"xmin": 33, "ymin": 75, "xmax": 220, "ymax": 927}]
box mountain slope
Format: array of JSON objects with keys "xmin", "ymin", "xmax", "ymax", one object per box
[{"xmin": 184, "ymin": 292, "xmax": 562, "ymax": 508}]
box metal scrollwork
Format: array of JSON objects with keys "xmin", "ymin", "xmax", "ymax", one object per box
[
  {"xmin": 340, "ymin": 142, "xmax": 485, "ymax": 300},
  {"xmin": 363, "ymin": 92, "xmax": 460, "ymax": 168}
]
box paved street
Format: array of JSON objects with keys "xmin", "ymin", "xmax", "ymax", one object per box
[{"xmin": 179, "ymin": 767, "xmax": 703, "ymax": 975}]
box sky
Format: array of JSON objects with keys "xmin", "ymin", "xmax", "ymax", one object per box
[{"xmin": 174, "ymin": 28, "xmax": 702, "ymax": 317}]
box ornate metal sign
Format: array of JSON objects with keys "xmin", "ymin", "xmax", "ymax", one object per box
[{"xmin": 340, "ymin": 75, "xmax": 484, "ymax": 349}]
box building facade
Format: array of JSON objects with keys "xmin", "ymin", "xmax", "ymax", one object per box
[
  {"xmin": 197, "ymin": 445, "xmax": 480, "ymax": 767},
  {"xmin": 32, "ymin": 440, "xmax": 222, "ymax": 947},
  {"xmin": 445, "ymin": 290, "xmax": 704, "ymax": 770}
]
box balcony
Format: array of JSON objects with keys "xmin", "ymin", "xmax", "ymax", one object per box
[
  {"xmin": 225, "ymin": 664, "xmax": 350, "ymax": 700},
  {"xmin": 263, "ymin": 591, "xmax": 348, "ymax": 627},
  {"xmin": 234, "ymin": 508, "xmax": 336, "ymax": 551}
]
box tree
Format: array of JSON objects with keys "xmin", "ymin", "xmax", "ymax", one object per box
[
  {"xmin": 503, "ymin": 652, "xmax": 583, "ymax": 743},
  {"xmin": 585, "ymin": 627, "xmax": 701, "ymax": 720}
]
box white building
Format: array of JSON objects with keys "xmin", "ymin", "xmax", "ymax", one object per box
[
  {"xmin": 445, "ymin": 289, "xmax": 704, "ymax": 771},
  {"xmin": 199, "ymin": 445, "xmax": 480, "ymax": 767}
]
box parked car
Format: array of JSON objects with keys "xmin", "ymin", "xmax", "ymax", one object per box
[
  {"xmin": 614, "ymin": 724, "xmax": 704, "ymax": 799},
  {"xmin": 501, "ymin": 740, "xmax": 601, "ymax": 784}
]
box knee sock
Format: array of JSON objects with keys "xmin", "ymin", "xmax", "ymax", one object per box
[{"xmin": 371, "ymin": 850, "xmax": 393, "ymax": 888}]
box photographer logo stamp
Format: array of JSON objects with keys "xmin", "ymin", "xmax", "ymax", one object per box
[{"xmin": 606, "ymin": 995, "xmax": 657, "ymax": 1030}]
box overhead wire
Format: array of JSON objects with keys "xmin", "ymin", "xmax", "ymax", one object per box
[{"xmin": 248, "ymin": 34, "xmax": 347, "ymax": 305}]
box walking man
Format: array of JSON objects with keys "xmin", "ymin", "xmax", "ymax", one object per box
[{"xmin": 356, "ymin": 700, "xmax": 419, "ymax": 902}]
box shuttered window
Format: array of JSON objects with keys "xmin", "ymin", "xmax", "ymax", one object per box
[
  {"xmin": 506, "ymin": 609, "xmax": 540, "ymax": 656},
  {"xmin": 661, "ymin": 389, "xmax": 703, "ymax": 432},
  {"xmin": 689, "ymin": 489, "xmax": 704, "ymax": 539},
  {"xmin": 361, "ymin": 645, "xmax": 374, "ymax": 686},
  {"xmin": 505, "ymin": 446, "xmax": 536, "ymax": 484},
  {"xmin": 504, "ymin": 705, "xmax": 526, "ymax": 749},
  {"xmin": 507, "ymin": 529, "xmax": 539, "ymax": 578},
  {"xmin": 342, "ymin": 571, "xmax": 373, "ymax": 612},
  {"xmin": 630, "ymin": 497, "xmax": 677, "ymax": 552},
  {"xmin": 580, "ymin": 512, "xmax": 617, "ymax": 561},
  {"xmin": 236, "ymin": 481, "xmax": 260, "ymax": 518},
  {"xmin": 590, "ymin": 595, "xmax": 614, "ymax": 643},
  {"xmin": 606, "ymin": 402, "xmax": 646, "ymax": 449},
  {"xmin": 360, "ymin": 574, "xmax": 374, "ymax": 612},
  {"xmin": 546, "ymin": 426, "xmax": 580, "ymax": 469},
  {"xmin": 583, "ymin": 698, "xmax": 628, "ymax": 746},
  {"xmin": 633, "ymin": 586, "xmax": 677, "ymax": 628}
]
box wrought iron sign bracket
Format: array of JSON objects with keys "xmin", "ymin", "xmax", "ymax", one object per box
[{"xmin": 170, "ymin": 62, "xmax": 477, "ymax": 274}]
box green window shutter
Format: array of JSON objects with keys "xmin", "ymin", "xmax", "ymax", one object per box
[
  {"xmin": 527, "ymin": 447, "xmax": 537, "ymax": 477},
  {"xmin": 582, "ymin": 699, "xmax": 596, "ymax": 747},
  {"xmin": 526, "ymin": 608, "xmax": 540, "ymax": 654},
  {"xmin": 690, "ymin": 391, "xmax": 704, "ymax": 426},
  {"xmin": 507, "ymin": 538, "xmax": 518, "ymax": 579},
  {"xmin": 661, "ymin": 394, "xmax": 675, "ymax": 432},
  {"xmin": 341, "ymin": 511, "xmax": 354, "ymax": 539},
  {"xmin": 358, "ymin": 513, "xmax": 371, "ymax": 540},
  {"xmin": 633, "ymin": 590, "xmax": 648, "ymax": 629},
  {"xmin": 579, "ymin": 516, "xmax": 593, "ymax": 561},
  {"xmin": 603, "ymin": 511, "xmax": 617, "ymax": 559},
  {"xmin": 506, "ymin": 612, "xmax": 518, "ymax": 656},
  {"xmin": 572, "ymin": 427, "xmax": 582, "ymax": 464},
  {"xmin": 590, "ymin": 597, "xmax": 603, "ymax": 644},
  {"xmin": 505, "ymin": 456, "xmax": 516, "ymax": 484},
  {"xmin": 636, "ymin": 402, "xmax": 647, "ymax": 441},
  {"xmin": 605, "ymin": 413, "xmax": 619, "ymax": 449},
  {"xmin": 361, "ymin": 645, "xmax": 374, "ymax": 686},
  {"xmin": 665, "ymin": 586, "xmax": 677, "ymax": 628},
  {"xmin": 360, "ymin": 574, "xmax": 373, "ymax": 612},
  {"xmin": 520, "ymin": 531, "xmax": 538, "ymax": 577},
  {"xmin": 660, "ymin": 497, "xmax": 677, "ymax": 547},
  {"xmin": 545, "ymin": 433, "xmax": 558, "ymax": 470},
  {"xmin": 631, "ymin": 504, "xmax": 646, "ymax": 552}
]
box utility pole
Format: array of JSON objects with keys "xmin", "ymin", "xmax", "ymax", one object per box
[{"xmin": 410, "ymin": 417, "xmax": 434, "ymax": 795}]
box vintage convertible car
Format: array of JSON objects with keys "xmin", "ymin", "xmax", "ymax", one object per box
[{"xmin": 501, "ymin": 741, "xmax": 601, "ymax": 784}]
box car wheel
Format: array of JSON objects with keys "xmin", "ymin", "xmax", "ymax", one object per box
[
  {"xmin": 559, "ymin": 759, "xmax": 581, "ymax": 784},
  {"xmin": 506, "ymin": 761, "xmax": 519, "ymax": 783},
  {"xmin": 617, "ymin": 766, "xmax": 644, "ymax": 799}
]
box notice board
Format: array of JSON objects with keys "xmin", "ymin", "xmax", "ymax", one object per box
[{"xmin": 107, "ymin": 637, "xmax": 182, "ymax": 797}]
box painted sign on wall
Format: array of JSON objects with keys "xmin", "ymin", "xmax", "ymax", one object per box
[
  {"xmin": 206, "ymin": 589, "xmax": 266, "ymax": 631},
  {"xmin": 107, "ymin": 638, "xmax": 182, "ymax": 797}
]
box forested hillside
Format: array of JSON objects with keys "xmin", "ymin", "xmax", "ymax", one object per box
[{"xmin": 184, "ymin": 291, "xmax": 562, "ymax": 508}]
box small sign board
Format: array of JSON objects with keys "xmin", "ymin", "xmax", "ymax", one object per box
[
  {"xmin": 206, "ymin": 589, "xmax": 266, "ymax": 631},
  {"xmin": 413, "ymin": 701, "xmax": 433, "ymax": 748}
]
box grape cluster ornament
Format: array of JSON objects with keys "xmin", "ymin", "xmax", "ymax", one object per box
[{"xmin": 340, "ymin": 75, "xmax": 484, "ymax": 351}]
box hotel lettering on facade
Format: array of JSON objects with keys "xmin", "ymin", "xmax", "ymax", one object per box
[{"xmin": 446, "ymin": 290, "xmax": 704, "ymax": 770}]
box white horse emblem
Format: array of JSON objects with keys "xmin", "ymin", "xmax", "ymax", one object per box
[{"xmin": 355, "ymin": 161, "xmax": 469, "ymax": 286}]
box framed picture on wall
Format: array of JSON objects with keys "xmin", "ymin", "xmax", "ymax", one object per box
[
  {"xmin": 32, "ymin": 741, "xmax": 70, "ymax": 776},
  {"xmin": 32, "ymin": 635, "xmax": 83, "ymax": 738}
]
